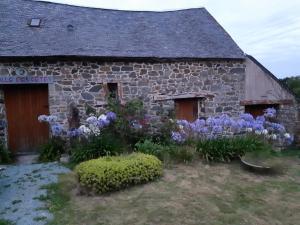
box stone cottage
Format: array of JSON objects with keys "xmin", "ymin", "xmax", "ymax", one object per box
[{"xmin": 0, "ymin": 0, "xmax": 298, "ymax": 153}]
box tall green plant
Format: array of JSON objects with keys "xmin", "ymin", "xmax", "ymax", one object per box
[
  {"xmin": 39, "ymin": 137, "xmax": 65, "ymax": 162},
  {"xmin": 70, "ymin": 130, "xmax": 123, "ymax": 163},
  {"xmin": 135, "ymin": 139, "xmax": 196, "ymax": 163},
  {"xmin": 0, "ymin": 142, "xmax": 11, "ymax": 164},
  {"xmin": 196, "ymin": 135, "xmax": 272, "ymax": 162}
]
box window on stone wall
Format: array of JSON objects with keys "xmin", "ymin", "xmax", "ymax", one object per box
[
  {"xmin": 245, "ymin": 104, "xmax": 279, "ymax": 118},
  {"xmin": 175, "ymin": 98, "xmax": 201, "ymax": 122},
  {"xmin": 107, "ymin": 83, "xmax": 119, "ymax": 100}
]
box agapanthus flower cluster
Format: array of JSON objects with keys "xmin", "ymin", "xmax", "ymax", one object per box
[
  {"xmin": 38, "ymin": 115, "xmax": 58, "ymax": 124},
  {"xmin": 171, "ymin": 108, "xmax": 294, "ymax": 145},
  {"xmin": 38, "ymin": 111, "xmax": 117, "ymax": 138},
  {"xmin": 264, "ymin": 107, "xmax": 277, "ymax": 118},
  {"xmin": 38, "ymin": 115, "xmax": 63, "ymax": 137},
  {"xmin": 69, "ymin": 111, "xmax": 117, "ymax": 138}
]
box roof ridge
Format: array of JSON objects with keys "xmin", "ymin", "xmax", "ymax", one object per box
[
  {"xmin": 1, "ymin": 0, "xmax": 245, "ymax": 59},
  {"xmin": 30, "ymin": 0, "xmax": 205, "ymax": 12}
]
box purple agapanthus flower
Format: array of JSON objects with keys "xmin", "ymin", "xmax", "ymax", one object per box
[
  {"xmin": 270, "ymin": 123, "xmax": 286, "ymax": 132},
  {"xmin": 106, "ymin": 111, "xmax": 117, "ymax": 122},
  {"xmin": 200, "ymin": 127, "xmax": 209, "ymax": 134},
  {"xmin": 264, "ymin": 108, "xmax": 277, "ymax": 118},
  {"xmin": 190, "ymin": 119, "xmax": 206, "ymax": 133},
  {"xmin": 285, "ymin": 135, "xmax": 294, "ymax": 145},
  {"xmin": 177, "ymin": 120, "xmax": 190, "ymax": 128},
  {"xmin": 67, "ymin": 128, "xmax": 82, "ymax": 138},
  {"xmin": 51, "ymin": 124, "xmax": 63, "ymax": 137},
  {"xmin": 171, "ymin": 131, "xmax": 186, "ymax": 143},
  {"xmin": 97, "ymin": 118, "xmax": 110, "ymax": 128},
  {"xmin": 240, "ymin": 113, "xmax": 254, "ymax": 122},
  {"xmin": 212, "ymin": 125, "xmax": 223, "ymax": 134},
  {"xmin": 86, "ymin": 116, "xmax": 98, "ymax": 125},
  {"xmin": 256, "ymin": 116, "xmax": 266, "ymax": 124},
  {"xmin": 252, "ymin": 122, "xmax": 264, "ymax": 131},
  {"xmin": 194, "ymin": 119, "xmax": 206, "ymax": 127},
  {"xmin": 38, "ymin": 115, "xmax": 48, "ymax": 122}
]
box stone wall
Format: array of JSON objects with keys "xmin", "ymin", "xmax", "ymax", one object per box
[
  {"xmin": 0, "ymin": 59, "xmax": 246, "ymax": 143},
  {"xmin": 277, "ymin": 102, "xmax": 299, "ymax": 134},
  {"xmin": 0, "ymin": 89, "xmax": 6, "ymax": 145},
  {"xmin": 293, "ymin": 104, "xmax": 300, "ymax": 146}
]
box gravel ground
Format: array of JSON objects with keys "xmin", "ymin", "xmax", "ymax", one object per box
[{"xmin": 0, "ymin": 162, "xmax": 70, "ymax": 225}]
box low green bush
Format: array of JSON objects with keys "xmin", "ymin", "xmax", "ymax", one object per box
[
  {"xmin": 196, "ymin": 135, "xmax": 273, "ymax": 162},
  {"xmin": 134, "ymin": 139, "xmax": 167, "ymax": 159},
  {"xmin": 70, "ymin": 131, "xmax": 123, "ymax": 163},
  {"xmin": 135, "ymin": 139, "xmax": 196, "ymax": 163},
  {"xmin": 75, "ymin": 153, "xmax": 163, "ymax": 194},
  {"xmin": 39, "ymin": 137, "xmax": 65, "ymax": 162}
]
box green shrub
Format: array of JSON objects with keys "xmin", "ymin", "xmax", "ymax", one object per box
[
  {"xmin": 0, "ymin": 143, "xmax": 11, "ymax": 164},
  {"xmin": 152, "ymin": 117, "xmax": 177, "ymax": 145},
  {"xmin": 135, "ymin": 139, "xmax": 196, "ymax": 163},
  {"xmin": 39, "ymin": 137, "xmax": 65, "ymax": 162},
  {"xmin": 135, "ymin": 139, "xmax": 167, "ymax": 158},
  {"xmin": 75, "ymin": 153, "xmax": 163, "ymax": 194},
  {"xmin": 107, "ymin": 98, "xmax": 150, "ymax": 147},
  {"xmin": 196, "ymin": 135, "xmax": 273, "ymax": 162},
  {"xmin": 70, "ymin": 131, "xmax": 123, "ymax": 163}
]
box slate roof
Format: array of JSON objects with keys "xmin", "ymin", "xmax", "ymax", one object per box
[{"xmin": 0, "ymin": 0, "xmax": 245, "ymax": 59}]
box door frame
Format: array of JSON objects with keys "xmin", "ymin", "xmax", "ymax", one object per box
[{"xmin": 3, "ymin": 84, "xmax": 50, "ymax": 154}]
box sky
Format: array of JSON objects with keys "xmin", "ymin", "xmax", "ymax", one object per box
[{"xmin": 37, "ymin": 0, "xmax": 300, "ymax": 78}]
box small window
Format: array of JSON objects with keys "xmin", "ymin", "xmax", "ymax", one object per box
[
  {"xmin": 175, "ymin": 98, "xmax": 199, "ymax": 122},
  {"xmin": 28, "ymin": 18, "xmax": 41, "ymax": 27},
  {"xmin": 107, "ymin": 83, "xmax": 118, "ymax": 99},
  {"xmin": 245, "ymin": 104, "xmax": 279, "ymax": 118}
]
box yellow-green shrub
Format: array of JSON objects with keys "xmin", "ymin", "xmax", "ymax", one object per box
[{"xmin": 75, "ymin": 153, "xmax": 163, "ymax": 194}]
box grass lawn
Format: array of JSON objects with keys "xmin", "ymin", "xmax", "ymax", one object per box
[{"xmin": 45, "ymin": 153, "xmax": 300, "ymax": 225}]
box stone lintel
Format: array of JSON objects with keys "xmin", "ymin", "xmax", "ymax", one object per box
[
  {"xmin": 154, "ymin": 91, "xmax": 215, "ymax": 101},
  {"xmin": 240, "ymin": 99, "xmax": 294, "ymax": 106}
]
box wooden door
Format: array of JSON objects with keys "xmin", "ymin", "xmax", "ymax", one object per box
[
  {"xmin": 4, "ymin": 85, "xmax": 49, "ymax": 154},
  {"xmin": 175, "ymin": 99, "xmax": 198, "ymax": 122},
  {"xmin": 245, "ymin": 104, "xmax": 279, "ymax": 118}
]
